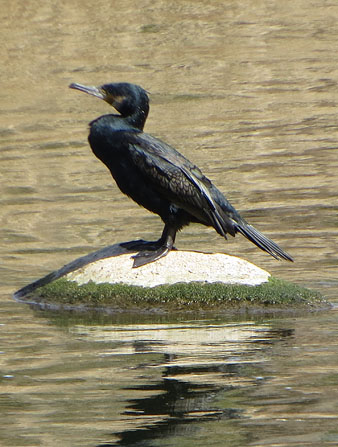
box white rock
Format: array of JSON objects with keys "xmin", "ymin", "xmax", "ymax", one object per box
[{"xmin": 65, "ymin": 244, "xmax": 270, "ymax": 288}]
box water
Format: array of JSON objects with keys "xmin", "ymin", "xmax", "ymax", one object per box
[{"xmin": 1, "ymin": 0, "xmax": 338, "ymax": 445}]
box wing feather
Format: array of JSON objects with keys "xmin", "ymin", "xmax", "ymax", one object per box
[{"xmin": 127, "ymin": 133, "xmax": 235, "ymax": 236}]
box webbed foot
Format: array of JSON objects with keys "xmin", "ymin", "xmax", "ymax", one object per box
[
  {"xmin": 120, "ymin": 223, "xmax": 177, "ymax": 268},
  {"xmin": 131, "ymin": 246, "xmax": 171, "ymax": 268}
]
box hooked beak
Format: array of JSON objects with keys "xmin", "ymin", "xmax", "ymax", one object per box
[{"xmin": 69, "ymin": 83, "xmax": 106, "ymax": 101}]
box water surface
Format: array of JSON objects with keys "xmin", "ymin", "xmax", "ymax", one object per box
[{"xmin": 1, "ymin": 1, "xmax": 338, "ymax": 446}]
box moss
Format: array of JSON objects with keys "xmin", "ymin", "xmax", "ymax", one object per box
[{"xmin": 23, "ymin": 276, "xmax": 328, "ymax": 313}]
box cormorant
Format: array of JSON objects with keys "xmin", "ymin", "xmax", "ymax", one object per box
[{"xmin": 69, "ymin": 82, "xmax": 293, "ymax": 267}]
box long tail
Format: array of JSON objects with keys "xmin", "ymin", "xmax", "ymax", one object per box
[
  {"xmin": 236, "ymin": 222, "xmax": 294, "ymax": 262},
  {"xmin": 195, "ymin": 183, "xmax": 293, "ymax": 262}
]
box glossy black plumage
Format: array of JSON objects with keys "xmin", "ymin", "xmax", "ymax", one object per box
[{"xmin": 69, "ymin": 82, "xmax": 293, "ymax": 267}]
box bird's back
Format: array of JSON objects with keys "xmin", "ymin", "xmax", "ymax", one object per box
[{"xmin": 90, "ymin": 117, "xmax": 242, "ymax": 237}]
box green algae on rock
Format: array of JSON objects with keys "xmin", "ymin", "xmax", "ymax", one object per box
[{"xmin": 20, "ymin": 276, "xmax": 327, "ymax": 313}]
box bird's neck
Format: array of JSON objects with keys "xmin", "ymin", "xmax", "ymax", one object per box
[
  {"xmin": 90, "ymin": 114, "xmax": 143, "ymax": 134},
  {"xmin": 124, "ymin": 107, "xmax": 148, "ymax": 130}
]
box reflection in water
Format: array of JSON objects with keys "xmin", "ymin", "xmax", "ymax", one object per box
[
  {"xmin": 65, "ymin": 319, "xmax": 294, "ymax": 446},
  {"xmin": 113, "ymin": 380, "xmax": 240, "ymax": 446},
  {"xmin": 1, "ymin": 303, "xmax": 337, "ymax": 447}
]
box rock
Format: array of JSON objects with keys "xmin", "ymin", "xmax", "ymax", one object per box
[
  {"xmin": 66, "ymin": 247, "xmax": 270, "ymax": 288},
  {"xmin": 13, "ymin": 242, "xmax": 329, "ymax": 313}
]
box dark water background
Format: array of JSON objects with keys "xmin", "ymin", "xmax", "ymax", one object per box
[{"xmin": 1, "ymin": 1, "xmax": 338, "ymax": 446}]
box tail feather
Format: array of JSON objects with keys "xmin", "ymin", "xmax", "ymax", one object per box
[
  {"xmin": 199, "ymin": 184, "xmax": 293, "ymax": 262},
  {"xmin": 236, "ymin": 222, "xmax": 294, "ymax": 262}
]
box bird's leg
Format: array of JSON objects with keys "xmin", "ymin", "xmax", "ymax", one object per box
[
  {"xmin": 120, "ymin": 224, "xmax": 175, "ymax": 252},
  {"xmin": 130, "ymin": 224, "xmax": 177, "ymax": 268}
]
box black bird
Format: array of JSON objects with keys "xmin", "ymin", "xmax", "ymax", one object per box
[{"xmin": 69, "ymin": 82, "xmax": 293, "ymax": 267}]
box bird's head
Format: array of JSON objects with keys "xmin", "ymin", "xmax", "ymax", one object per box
[{"xmin": 69, "ymin": 82, "xmax": 149, "ymax": 129}]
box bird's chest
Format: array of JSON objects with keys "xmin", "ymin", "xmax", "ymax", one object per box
[
  {"xmin": 89, "ymin": 129, "xmax": 126, "ymax": 167},
  {"xmin": 89, "ymin": 130, "xmax": 142, "ymax": 193}
]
